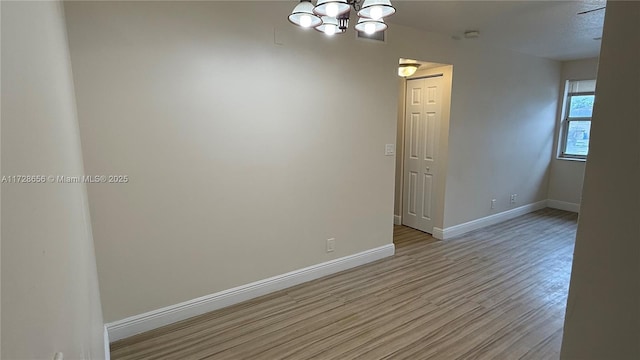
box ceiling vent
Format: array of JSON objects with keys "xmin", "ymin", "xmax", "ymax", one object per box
[{"xmin": 357, "ymin": 30, "xmax": 385, "ymax": 42}]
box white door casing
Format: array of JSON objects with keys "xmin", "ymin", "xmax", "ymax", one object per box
[{"xmin": 402, "ymin": 76, "xmax": 442, "ymax": 233}]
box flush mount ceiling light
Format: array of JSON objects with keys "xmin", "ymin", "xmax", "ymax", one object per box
[
  {"xmin": 398, "ymin": 63, "xmax": 421, "ymax": 77},
  {"xmin": 463, "ymin": 30, "xmax": 480, "ymax": 39},
  {"xmin": 288, "ymin": 0, "xmax": 396, "ymax": 36}
]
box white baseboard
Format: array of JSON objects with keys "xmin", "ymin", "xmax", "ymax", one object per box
[
  {"xmin": 437, "ymin": 200, "xmax": 547, "ymax": 240},
  {"xmin": 547, "ymin": 199, "xmax": 580, "ymax": 213},
  {"xmin": 393, "ymin": 215, "xmax": 401, "ymax": 225},
  {"xmin": 103, "ymin": 325, "xmax": 110, "ymax": 360},
  {"xmin": 105, "ymin": 244, "xmax": 395, "ymax": 342},
  {"xmin": 432, "ymin": 227, "xmax": 444, "ymax": 240}
]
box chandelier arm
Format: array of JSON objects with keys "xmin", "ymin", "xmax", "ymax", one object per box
[{"xmin": 348, "ymin": 0, "xmax": 363, "ymax": 12}]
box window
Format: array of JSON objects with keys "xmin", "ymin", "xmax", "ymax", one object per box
[{"xmin": 560, "ymin": 79, "xmax": 596, "ymax": 159}]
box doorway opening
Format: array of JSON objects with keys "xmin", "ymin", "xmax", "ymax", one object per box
[{"xmin": 394, "ymin": 59, "xmax": 454, "ymax": 239}]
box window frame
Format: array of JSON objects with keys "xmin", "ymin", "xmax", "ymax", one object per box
[{"xmin": 559, "ymin": 83, "xmax": 595, "ymax": 160}]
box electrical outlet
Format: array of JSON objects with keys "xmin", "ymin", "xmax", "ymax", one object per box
[
  {"xmin": 510, "ymin": 194, "xmax": 517, "ymax": 204},
  {"xmin": 326, "ymin": 238, "xmax": 335, "ymax": 253},
  {"xmin": 491, "ymin": 199, "xmax": 496, "ymax": 209}
]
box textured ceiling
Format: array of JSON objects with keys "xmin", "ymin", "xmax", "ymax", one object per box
[{"xmin": 389, "ymin": 0, "xmax": 605, "ymax": 61}]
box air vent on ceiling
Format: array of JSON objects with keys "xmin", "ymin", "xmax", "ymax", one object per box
[{"xmin": 357, "ymin": 30, "xmax": 385, "ymax": 42}]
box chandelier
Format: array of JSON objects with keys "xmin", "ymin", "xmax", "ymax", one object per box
[{"xmin": 288, "ymin": 0, "xmax": 396, "ymax": 36}]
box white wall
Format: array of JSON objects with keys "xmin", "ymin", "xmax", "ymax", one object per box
[
  {"xmin": 547, "ymin": 57, "xmax": 599, "ymax": 210},
  {"xmin": 64, "ymin": 1, "xmax": 560, "ymax": 323},
  {"xmin": 64, "ymin": 1, "xmax": 399, "ymax": 322},
  {"xmin": 441, "ymin": 45, "xmax": 559, "ymax": 227},
  {"xmin": 560, "ymin": 2, "xmax": 640, "ymax": 358},
  {"xmin": 1, "ymin": 1, "xmax": 105, "ymax": 359}
]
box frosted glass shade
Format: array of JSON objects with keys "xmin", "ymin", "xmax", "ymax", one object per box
[
  {"xmin": 398, "ymin": 64, "xmax": 420, "ymax": 77},
  {"xmin": 358, "ymin": 0, "xmax": 396, "ymax": 20},
  {"xmin": 315, "ymin": 16, "xmax": 340, "ymax": 35},
  {"xmin": 354, "ymin": 17, "xmax": 387, "ymax": 34},
  {"xmin": 314, "ymin": 0, "xmax": 350, "ymax": 17},
  {"xmin": 289, "ymin": 1, "xmax": 323, "ymax": 28}
]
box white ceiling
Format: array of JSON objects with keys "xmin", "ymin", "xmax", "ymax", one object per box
[{"xmin": 389, "ymin": 0, "xmax": 605, "ymax": 61}]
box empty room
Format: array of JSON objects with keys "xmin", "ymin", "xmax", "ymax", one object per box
[{"xmin": 1, "ymin": 1, "xmax": 638, "ymax": 359}]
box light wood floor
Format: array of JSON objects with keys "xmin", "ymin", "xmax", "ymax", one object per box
[{"xmin": 111, "ymin": 208, "xmax": 577, "ymax": 360}]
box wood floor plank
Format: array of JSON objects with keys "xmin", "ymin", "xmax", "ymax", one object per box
[{"xmin": 111, "ymin": 208, "xmax": 577, "ymax": 360}]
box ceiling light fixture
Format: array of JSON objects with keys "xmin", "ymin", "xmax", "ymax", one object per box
[
  {"xmin": 288, "ymin": 1, "xmax": 323, "ymax": 28},
  {"xmin": 315, "ymin": 16, "xmax": 340, "ymax": 35},
  {"xmin": 398, "ymin": 63, "xmax": 421, "ymax": 77},
  {"xmin": 355, "ymin": 17, "xmax": 387, "ymax": 35},
  {"xmin": 463, "ymin": 30, "xmax": 480, "ymax": 39},
  {"xmin": 288, "ymin": 0, "xmax": 396, "ymax": 36}
]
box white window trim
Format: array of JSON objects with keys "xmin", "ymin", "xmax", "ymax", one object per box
[{"xmin": 557, "ymin": 80, "xmax": 595, "ymax": 161}]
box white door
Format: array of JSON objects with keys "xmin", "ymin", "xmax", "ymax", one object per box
[{"xmin": 402, "ymin": 76, "xmax": 442, "ymax": 233}]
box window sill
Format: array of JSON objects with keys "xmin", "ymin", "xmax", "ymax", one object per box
[{"xmin": 557, "ymin": 156, "xmax": 587, "ymax": 162}]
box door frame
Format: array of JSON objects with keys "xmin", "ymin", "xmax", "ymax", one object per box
[{"xmin": 395, "ymin": 64, "xmax": 454, "ymax": 237}]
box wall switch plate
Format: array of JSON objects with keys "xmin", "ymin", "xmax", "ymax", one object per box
[
  {"xmin": 326, "ymin": 238, "xmax": 335, "ymax": 252},
  {"xmin": 385, "ymin": 144, "xmax": 395, "ymax": 156},
  {"xmin": 491, "ymin": 199, "xmax": 496, "ymax": 209},
  {"xmin": 510, "ymin": 194, "xmax": 517, "ymax": 204}
]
